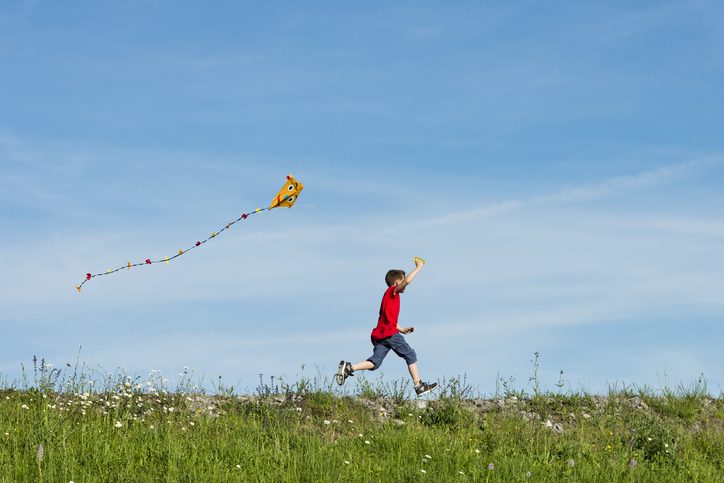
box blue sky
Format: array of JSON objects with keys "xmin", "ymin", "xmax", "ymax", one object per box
[{"xmin": 2, "ymin": 1, "xmax": 723, "ymax": 395}]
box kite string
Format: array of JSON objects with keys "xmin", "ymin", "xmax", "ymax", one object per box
[{"xmin": 75, "ymin": 199, "xmax": 291, "ymax": 291}]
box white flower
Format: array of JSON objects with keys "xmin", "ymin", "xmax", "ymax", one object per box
[
  {"xmin": 647, "ymin": 437, "xmax": 652, "ymax": 441},
  {"xmin": 424, "ymin": 454, "xmax": 431, "ymax": 459},
  {"xmin": 189, "ymin": 421, "xmax": 195, "ymax": 426},
  {"xmin": 347, "ymin": 419, "xmax": 353, "ymax": 423},
  {"xmin": 235, "ymin": 464, "xmax": 241, "ymax": 469},
  {"xmin": 364, "ymin": 440, "xmax": 370, "ymax": 445},
  {"xmin": 323, "ymin": 420, "xmax": 331, "ymax": 425},
  {"xmin": 114, "ymin": 421, "xmax": 122, "ymax": 428},
  {"xmin": 21, "ymin": 404, "xmax": 29, "ymax": 410},
  {"xmin": 420, "ymin": 469, "xmax": 427, "ymax": 474},
  {"xmin": 458, "ymin": 471, "xmax": 465, "ymax": 475},
  {"xmin": 664, "ymin": 443, "xmax": 669, "ymax": 448},
  {"xmin": 475, "ymin": 449, "xmax": 480, "ymax": 454}
]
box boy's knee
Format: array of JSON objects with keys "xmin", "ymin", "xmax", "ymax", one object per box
[
  {"xmin": 366, "ymin": 358, "xmax": 381, "ymax": 371},
  {"xmin": 405, "ymin": 349, "xmax": 417, "ymax": 365}
]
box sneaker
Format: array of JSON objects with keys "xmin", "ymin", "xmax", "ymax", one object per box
[
  {"xmin": 415, "ymin": 381, "xmax": 437, "ymax": 397},
  {"xmin": 335, "ymin": 361, "xmax": 354, "ymax": 386}
]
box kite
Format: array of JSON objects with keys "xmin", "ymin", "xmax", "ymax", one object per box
[{"xmin": 75, "ymin": 174, "xmax": 304, "ymax": 292}]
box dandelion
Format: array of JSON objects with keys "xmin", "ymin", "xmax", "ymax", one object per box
[
  {"xmin": 629, "ymin": 458, "xmax": 638, "ymax": 468},
  {"xmin": 114, "ymin": 421, "xmax": 122, "ymax": 428},
  {"xmin": 487, "ymin": 463, "xmax": 494, "ymax": 471},
  {"xmin": 567, "ymin": 459, "xmax": 575, "ymax": 468}
]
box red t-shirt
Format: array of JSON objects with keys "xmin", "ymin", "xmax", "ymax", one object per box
[{"xmin": 371, "ymin": 285, "xmax": 400, "ymax": 341}]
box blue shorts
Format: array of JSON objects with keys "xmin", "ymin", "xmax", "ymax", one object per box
[{"xmin": 367, "ymin": 333, "xmax": 417, "ymax": 370}]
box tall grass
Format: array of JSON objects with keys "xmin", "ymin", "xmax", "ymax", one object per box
[{"xmin": 0, "ymin": 355, "xmax": 721, "ymax": 481}]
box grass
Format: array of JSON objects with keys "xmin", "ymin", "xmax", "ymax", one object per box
[{"xmin": 0, "ymin": 358, "xmax": 722, "ymax": 481}]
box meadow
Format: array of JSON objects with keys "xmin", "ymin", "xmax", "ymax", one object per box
[{"xmin": 0, "ymin": 357, "xmax": 722, "ymax": 482}]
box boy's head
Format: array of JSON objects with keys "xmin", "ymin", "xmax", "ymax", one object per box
[{"xmin": 385, "ymin": 269, "xmax": 406, "ymax": 288}]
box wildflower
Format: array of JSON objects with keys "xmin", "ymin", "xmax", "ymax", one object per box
[
  {"xmin": 458, "ymin": 471, "xmax": 465, "ymax": 475},
  {"xmin": 475, "ymin": 449, "xmax": 480, "ymax": 454},
  {"xmin": 347, "ymin": 419, "xmax": 353, "ymax": 423},
  {"xmin": 364, "ymin": 440, "xmax": 370, "ymax": 445},
  {"xmin": 424, "ymin": 454, "xmax": 432, "ymax": 459},
  {"xmin": 150, "ymin": 425, "xmax": 155, "ymax": 429},
  {"xmin": 37, "ymin": 444, "xmax": 44, "ymax": 463},
  {"xmin": 323, "ymin": 420, "xmax": 331, "ymax": 425},
  {"xmin": 420, "ymin": 469, "xmax": 427, "ymax": 474},
  {"xmin": 526, "ymin": 471, "xmax": 532, "ymax": 478},
  {"xmin": 189, "ymin": 421, "xmax": 195, "ymax": 426},
  {"xmin": 567, "ymin": 459, "xmax": 575, "ymax": 468},
  {"xmin": 647, "ymin": 437, "xmax": 652, "ymax": 441},
  {"xmin": 344, "ymin": 460, "xmax": 350, "ymax": 465},
  {"xmin": 114, "ymin": 421, "xmax": 122, "ymax": 428},
  {"xmin": 487, "ymin": 463, "xmax": 494, "ymax": 471},
  {"xmin": 4, "ymin": 432, "xmax": 8, "ymax": 436},
  {"xmin": 21, "ymin": 404, "xmax": 29, "ymax": 410},
  {"xmin": 664, "ymin": 443, "xmax": 669, "ymax": 448},
  {"xmin": 235, "ymin": 464, "xmax": 241, "ymax": 469},
  {"xmin": 629, "ymin": 458, "xmax": 638, "ymax": 468}
]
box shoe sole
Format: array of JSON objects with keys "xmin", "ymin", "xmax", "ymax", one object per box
[
  {"xmin": 335, "ymin": 360, "xmax": 346, "ymax": 386},
  {"xmin": 416, "ymin": 384, "xmax": 437, "ymax": 397}
]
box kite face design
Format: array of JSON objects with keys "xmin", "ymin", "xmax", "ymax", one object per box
[
  {"xmin": 76, "ymin": 174, "xmax": 303, "ymax": 292},
  {"xmin": 269, "ymin": 175, "xmax": 304, "ymax": 209}
]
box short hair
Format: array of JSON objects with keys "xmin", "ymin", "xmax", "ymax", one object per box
[{"xmin": 385, "ymin": 269, "xmax": 406, "ymax": 287}]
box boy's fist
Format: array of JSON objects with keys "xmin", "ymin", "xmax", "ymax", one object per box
[
  {"xmin": 401, "ymin": 326, "xmax": 415, "ymax": 334},
  {"xmin": 413, "ymin": 256, "xmax": 426, "ymax": 268}
]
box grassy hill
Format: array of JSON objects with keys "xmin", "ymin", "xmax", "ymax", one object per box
[{"xmin": 0, "ymin": 362, "xmax": 722, "ymax": 481}]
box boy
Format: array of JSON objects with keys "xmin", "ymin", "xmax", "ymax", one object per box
[{"xmin": 336, "ymin": 257, "xmax": 437, "ymax": 397}]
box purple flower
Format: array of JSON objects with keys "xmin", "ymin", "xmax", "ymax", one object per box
[
  {"xmin": 567, "ymin": 459, "xmax": 575, "ymax": 468},
  {"xmin": 487, "ymin": 463, "xmax": 494, "ymax": 471},
  {"xmin": 629, "ymin": 458, "xmax": 638, "ymax": 468}
]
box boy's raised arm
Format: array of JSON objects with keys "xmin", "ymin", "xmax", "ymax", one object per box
[{"xmin": 395, "ymin": 257, "xmax": 425, "ymax": 293}]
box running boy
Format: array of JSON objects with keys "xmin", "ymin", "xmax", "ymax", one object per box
[{"xmin": 336, "ymin": 257, "xmax": 437, "ymax": 397}]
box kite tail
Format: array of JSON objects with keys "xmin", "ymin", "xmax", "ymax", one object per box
[{"xmin": 75, "ymin": 198, "xmax": 294, "ymax": 292}]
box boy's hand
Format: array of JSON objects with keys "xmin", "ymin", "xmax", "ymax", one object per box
[
  {"xmin": 413, "ymin": 257, "xmax": 425, "ymax": 268},
  {"xmin": 400, "ymin": 326, "xmax": 415, "ymax": 335}
]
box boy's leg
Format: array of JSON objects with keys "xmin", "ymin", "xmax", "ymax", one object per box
[
  {"xmin": 353, "ymin": 361, "xmax": 374, "ymax": 371},
  {"xmin": 336, "ymin": 341, "xmax": 390, "ymax": 386},
  {"xmin": 407, "ymin": 362, "xmax": 421, "ymax": 386},
  {"xmin": 388, "ymin": 334, "xmax": 437, "ymax": 396}
]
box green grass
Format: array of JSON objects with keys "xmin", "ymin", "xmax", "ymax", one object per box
[{"xmin": 0, "ymin": 360, "xmax": 722, "ymax": 481}]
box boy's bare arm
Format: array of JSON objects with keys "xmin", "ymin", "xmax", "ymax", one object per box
[
  {"xmin": 397, "ymin": 325, "xmax": 414, "ymax": 334},
  {"xmin": 395, "ymin": 258, "xmax": 425, "ymax": 293}
]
